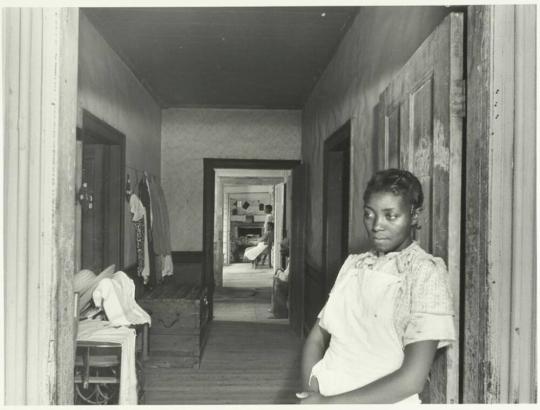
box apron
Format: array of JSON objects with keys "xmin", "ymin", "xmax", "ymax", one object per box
[{"xmin": 311, "ymin": 261, "xmax": 421, "ymax": 404}]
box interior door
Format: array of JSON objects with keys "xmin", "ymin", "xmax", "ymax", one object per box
[
  {"xmin": 273, "ymin": 182, "xmax": 285, "ymax": 271},
  {"xmin": 81, "ymin": 144, "xmax": 105, "ymax": 272},
  {"xmin": 377, "ymin": 13, "xmax": 464, "ymax": 404},
  {"xmin": 324, "ymin": 151, "xmax": 346, "ymax": 293},
  {"xmin": 289, "ymin": 164, "xmax": 306, "ymax": 336}
]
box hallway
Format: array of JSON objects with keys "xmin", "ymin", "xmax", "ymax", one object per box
[{"xmin": 143, "ymin": 263, "xmax": 303, "ymax": 404}]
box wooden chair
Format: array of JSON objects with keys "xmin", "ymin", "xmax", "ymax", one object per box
[{"xmin": 73, "ymin": 293, "xmax": 148, "ymax": 404}]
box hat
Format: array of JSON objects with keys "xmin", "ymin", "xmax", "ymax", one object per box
[{"xmin": 74, "ymin": 264, "xmax": 116, "ymax": 314}]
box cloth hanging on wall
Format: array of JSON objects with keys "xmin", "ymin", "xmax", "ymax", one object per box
[
  {"xmin": 138, "ymin": 177, "xmax": 156, "ymax": 285},
  {"xmin": 146, "ymin": 176, "xmax": 172, "ymax": 256},
  {"xmin": 130, "ymin": 194, "xmax": 150, "ymax": 284},
  {"xmin": 145, "ymin": 175, "xmax": 173, "ymax": 280}
]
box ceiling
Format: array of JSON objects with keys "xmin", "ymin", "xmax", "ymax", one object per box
[{"xmin": 82, "ymin": 7, "xmax": 359, "ymax": 109}]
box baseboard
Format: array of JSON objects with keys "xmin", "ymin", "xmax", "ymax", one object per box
[{"xmin": 172, "ymin": 251, "xmax": 203, "ymax": 264}]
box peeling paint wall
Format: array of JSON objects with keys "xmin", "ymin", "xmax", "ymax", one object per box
[
  {"xmin": 78, "ymin": 13, "xmax": 162, "ymax": 267},
  {"xmin": 301, "ymin": 6, "xmax": 450, "ymax": 318},
  {"xmin": 161, "ymin": 108, "xmax": 301, "ymax": 251}
]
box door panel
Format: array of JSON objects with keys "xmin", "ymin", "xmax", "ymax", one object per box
[
  {"xmin": 274, "ymin": 182, "xmax": 285, "ymax": 271},
  {"xmin": 324, "ymin": 151, "xmax": 345, "ymax": 292},
  {"xmin": 378, "ymin": 13, "xmax": 464, "ymax": 403},
  {"xmin": 289, "ymin": 164, "xmax": 306, "ymax": 336},
  {"xmin": 105, "ymin": 144, "xmax": 122, "ymax": 268},
  {"xmin": 81, "ymin": 144, "xmax": 105, "ymax": 272}
]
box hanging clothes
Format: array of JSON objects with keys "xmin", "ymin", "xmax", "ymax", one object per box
[
  {"xmin": 138, "ymin": 176, "xmax": 156, "ymax": 286},
  {"xmin": 146, "ymin": 175, "xmax": 172, "ymax": 255},
  {"xmin": 146, "ymin": 175, "xmax": 173, "ymax": 280},
  {"xmin": 129, "ymin": 193, "xmax": 150, "ymax": 284}
]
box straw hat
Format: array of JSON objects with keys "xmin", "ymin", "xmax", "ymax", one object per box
[{"xmin": 74, "ymin": 264, "xmax": 116, "ymax": 314}]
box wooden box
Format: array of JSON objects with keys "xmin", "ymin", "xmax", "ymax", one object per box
[{"xmin": 138, "ymin": 284, "xmax": 210, "ymax": 368}]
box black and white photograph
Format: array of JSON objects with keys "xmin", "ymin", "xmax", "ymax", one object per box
[{"xmin": 2, "ymin": 0, "xmax": 537, "ymax": 405}]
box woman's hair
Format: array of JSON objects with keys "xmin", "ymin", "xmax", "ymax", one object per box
[
  {"xmin": 363, "ymin": 169, "xmax": 424, "ymax": 211},
  {"xmin": 265, "ymin": 204, "xmax": 273, "ymax": 213}
]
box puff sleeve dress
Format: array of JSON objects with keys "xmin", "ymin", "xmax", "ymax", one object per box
[{"xmin": 310, "ymin": 241, "xmax": 455, "ymax": 403}]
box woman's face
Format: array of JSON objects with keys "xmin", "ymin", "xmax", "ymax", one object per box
[{"xmin": 363, "ymin": 191, "xmax": 416, "ymax": 254}]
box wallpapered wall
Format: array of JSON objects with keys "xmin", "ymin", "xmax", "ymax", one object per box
[
  {"xmin": 301, "ymin": 6, "xmax": 450, "ymax": 318},
  {"xmin": 161, "ymin": 108, "xmax": 301, "ymax": 251},
  {"xmin": 78, "ymin": 13, "xmax": 162, "ymax": 267}
]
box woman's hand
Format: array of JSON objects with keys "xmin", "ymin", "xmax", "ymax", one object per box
[{"xmin": 299, "ymin": 392, "xmax": 328, "ymax": 405}]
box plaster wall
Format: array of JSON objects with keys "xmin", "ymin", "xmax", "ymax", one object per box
[
  {"xmin": 78, "ymin": 13, "xmax": 162, "ymax": 267},
  {"xmin": 162, "ymin": 108, "xmax": 301, "ymax": 251},
  {"xmin": 301, "ymin": 6, "xmax": 450, "ymax": 318}
]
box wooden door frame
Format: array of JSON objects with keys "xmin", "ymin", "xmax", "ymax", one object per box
[
  {"xmin": 463, "ymin": 5, "xmax": 536, "ymax": 403},
  {"xmin": 322, "ymin": 120, "xmax": 351, "ymax": 293},
  {"xmin": 78, "ymin": 109, "xmax": 126, "ymax": 269},
  {"xmin": 203, "ymin": 158, "xmax": 301, "ymax": 320}
]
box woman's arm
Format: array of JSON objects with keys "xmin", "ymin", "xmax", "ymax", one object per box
[
  {"xmin": 301, "ymin": 340, "xmax": 438, "ymax": 404},
  {"xmin": 300, "ymin": 319, "xmax": 330, "ymax": 391}
]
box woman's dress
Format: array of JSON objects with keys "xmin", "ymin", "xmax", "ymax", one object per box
[{"xmin": 310, "ymin": 241, "xmax": 455, "ymax": 403}]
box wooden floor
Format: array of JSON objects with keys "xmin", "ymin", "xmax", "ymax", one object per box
[{"xmin": 143, "ymin": 263, "xmax": 303, "ymax": 404}]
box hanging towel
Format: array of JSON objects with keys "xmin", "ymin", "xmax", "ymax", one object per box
[
  {"xmin": 77, "ymin": 320, "xmax": 137, "ymax": 405},
  {"xmin": 162, "ymin": 254, "xmax": 174, "ymax": 278},
  {"xmin": 93, "ymin": 271, "xmax": 152, "ymax": 327}
]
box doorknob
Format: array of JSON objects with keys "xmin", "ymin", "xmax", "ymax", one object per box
[{"xmin": 77, "ymin": 182, "xmax": 94, "ymax": 210}]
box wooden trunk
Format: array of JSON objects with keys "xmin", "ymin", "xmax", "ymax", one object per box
[{"xmin": 138, "ymin": 284, "xmax": 210, "ymax": 368}]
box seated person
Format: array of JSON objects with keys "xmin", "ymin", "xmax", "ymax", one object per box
[{"xmin": 257, "ymin": 222, "xmax": 274, "ymax": 268}]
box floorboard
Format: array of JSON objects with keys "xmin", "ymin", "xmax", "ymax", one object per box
[{"xmin": 143, "ymin": 263, "xmax": 302, "ymax": 404}]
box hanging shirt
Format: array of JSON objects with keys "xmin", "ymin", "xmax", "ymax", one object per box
[{"xmin": 130, "ymin": 194, "xmax": 150, "ymax": 283}]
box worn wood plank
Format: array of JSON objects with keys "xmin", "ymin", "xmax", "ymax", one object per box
[
  {"xmin": 509, "ymin": 5, "xmax": 537, "ymax": 403},
  {"xmin": 464, "ymin": 6, "xmax": 491, "ymax": 403},
  {"xmin": 4, "ymin": 8, "xmax": 79, "ymax": 404},
  {"xmin": 486, "ymin": 6, "xmax": 515, "ymax": 403}
]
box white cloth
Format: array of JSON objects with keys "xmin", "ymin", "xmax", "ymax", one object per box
[
  {"xmin": 77, "ymin": 320, "xmax": 137, "ymax": 405},
  {"xmin": 276, "ymin": 265, "xmax": 289, "ymax": 282},
  {"xmin": 244, "ymin": 242, "xmax": 267, "ymax": 260},
  {"xmin": 130, "ymin": 194, "xmax": 150, "ymax": 283},
  {"xmin": 93, "ymin": 271, "xmax": 151, "ymax": 327},
  {"xmin": 310, "ymin": 242, "xmax": 455, "ymax": 402},
  {"xmin": 129, "ymin": 194, "xmax": 145, "ymax": 222},
  {"xmin": 161, "ymin": 254, "xmax": 174, "ymax": 278}
]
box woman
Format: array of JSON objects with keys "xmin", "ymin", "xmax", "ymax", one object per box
[{"xmin": 299, "ymin": 169, "xmax": 455, "ymax": 404}]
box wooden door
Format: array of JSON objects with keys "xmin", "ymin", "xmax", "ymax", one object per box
[
  {"xmin": 289, "ymin": 164, "xmax": 306, "ymax": 337},
  {"xmin": 81, "ymin": 143, "xmax": 123, "ymax": 273},
  {"xmin": 274, "ymin": 182, "xmax": 285, "ymax": 271},
  {"xmin": 377, "ymin": 13, "xmax": 464, "ymax": 403},
  {"xmin": 324, "ymin": 151, "xmax": 347, "ymax": 293},
  {"xmin": 81, "ymin": 144, "xmax": 105, "ymax": 272}
]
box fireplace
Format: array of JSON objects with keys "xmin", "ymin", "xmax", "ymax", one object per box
[{"xmin": 238, "ymin": 225, "xmax": 263, "ymax": 237}]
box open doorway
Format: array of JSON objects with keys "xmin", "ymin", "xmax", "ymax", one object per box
[
  {"xmin": 202, "ymin": 158, "xmax": 303, "ymax": 331},
  {"xmin": 213, "ymin": 168, "xmax": 291, "ymax": 322}
]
